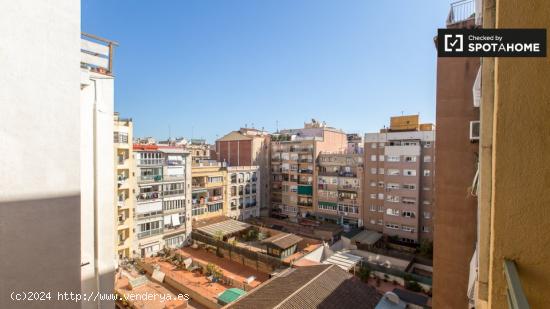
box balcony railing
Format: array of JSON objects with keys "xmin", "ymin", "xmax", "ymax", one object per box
[
  {"xmin": 81, "ymin": 32, "xmax": 118, "ymax": 75},
  {"xmin": 137, "ymin": 191, "xmax": 162, "ymax": 200},
  {"xmin": 140, "ymin": 175, "xmax": 163, "ymax": 182},
  {"xmin": 503, "ymin": 259, "xmax": 530, "ymax": 309},
  {"xmin": 137, "ymin": 228, "xmax": 163, "ymax": 239},
  {"xmin": 447, "ymin": 0, "xmax": 475, "ymax": 25},
  {"xmin": 139, "ymin": 158, "xmax": 165, "ymax": 166},
  {"xmin": 164, "ymin": 189, "xmax": 184, "ymax": 197}
]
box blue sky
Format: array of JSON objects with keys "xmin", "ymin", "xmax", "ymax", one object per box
[{"xmin": 82, "ymin": 0, "xmax": 450, "ymax": 142}]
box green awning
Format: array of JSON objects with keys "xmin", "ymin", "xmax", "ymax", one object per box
[
  {"xmin": 297, "ymin": 185, "xmax": 313, "ymax": 196},
  {"xmin": 318, "ymin": 201, "xmax": 337, "ymax": 207},
  {"xmin": 218, "ymin": 288, "xmax": 246, "ymax": 305}
]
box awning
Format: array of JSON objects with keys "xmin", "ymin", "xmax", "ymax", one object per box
[
  {"xmin": 164, "ymin": 215, "xmax": 172, "ymax": 225},
  {"xmin": 323, "ymin": 250, "xmax": 362, "ymax": 271},
  {"xmin": 172, "ymin": 214, "xmax": 181, "ymax": 226},
  {"xmin": 350, "ymin": 230, "xmax": 382, "ymax": 246},
  {"xmin": 196, "ymin": 219, "xmax": 250, "ymax": 238}
]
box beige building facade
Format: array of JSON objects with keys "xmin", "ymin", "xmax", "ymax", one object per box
[
  {"xmin": 114, "ymin": 114, "xmax": 136, "ymax": 261},
  {"xmin": 363, "ymin": 116, "xmax": 435, "ymax": 244},
  {"xmin": 191, "ymin": 160, "xmax": 228, "ymax": 221}
]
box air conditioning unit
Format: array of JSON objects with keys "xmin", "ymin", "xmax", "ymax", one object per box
[{"xmin": 470, "ymin": 121, "xmax": 480, "ymax": 141}]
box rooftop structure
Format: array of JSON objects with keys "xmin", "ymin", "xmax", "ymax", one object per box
[{"xmin": 226, "ymin": 264, "xmax": 381, "ymax": 309}]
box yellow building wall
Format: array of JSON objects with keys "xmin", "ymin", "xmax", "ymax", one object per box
[
  {"xmin": 486, "ymin": 1, "xmax": 550, "ymax": 308},
  {"xmin": 191, "ymin": 165, "xmax": 228, "ymax": 220}
]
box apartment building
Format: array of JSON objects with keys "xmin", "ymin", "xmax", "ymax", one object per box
[
  {"xmin": 470, "ymin": 0, "xmax": 550, "ymax": 308},
  {"xmin": 187, "ymin": 139, "xmax": 213, "ymax": 162},
  {"xmin": 114, "ymin": 114, "xmax": 136, "ymax": 261},
  {"xmin": 432, "ymin": 2, "xmax": 481, "ymax": 308},
  {"xmin": 191, "ymin": 160, "xmax": 228, "ymax": 221},
  {"xmin": 316, "ymin": 153, "xmax": 364, "ymax": 229},
  {"xmin": 133, "ymin": 145, "xmax": 192, "ymax": 257},
  {"xmin": 363, "ymin": 115, "xmax": 435, "ymax": 244},
  {"xmin": 270, "ymin": 120, "xmax": 347, "ymax": 222},
  {"xmin": 227, "ymin": 166, "xmax": 261, "ymax": 220},
  {"xmin": 216, "ymin": 128, "xmax": 271, "ymax": 215}
]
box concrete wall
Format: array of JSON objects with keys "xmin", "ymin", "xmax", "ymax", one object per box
[
  {"xmin": 482, "ymin": 1, "xmax": 550, "ymax": 307},
  {"xmin": 0, "ymin": 1, "xmax": 81, "ymax": 308}
]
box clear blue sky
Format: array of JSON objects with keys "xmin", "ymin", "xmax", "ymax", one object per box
[{"xmin": 82, "ymin": 0, "xmax": 451, "ymax": 142}]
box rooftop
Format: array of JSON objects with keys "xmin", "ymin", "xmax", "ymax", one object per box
[
  {"xmin": 225, "ymin": 264, "xmax": 381, "ymax": 309},
  {"xmin": 115, "ymin": 270, "xmax": 186, "ymax": 309}
]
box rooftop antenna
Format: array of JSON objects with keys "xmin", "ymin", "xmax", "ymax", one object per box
[
  {"xmin": 168, "ymin": 125, "xmax": 171, "ymax": 140},
  {"xmin": 276, "ymin": 120, "xmax": 279, "ymax": 133},
  {"xmin": 191, "ymin": 126, "xmax": 194, "ymax": 140}
]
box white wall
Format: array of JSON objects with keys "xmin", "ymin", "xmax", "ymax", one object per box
[
  {"xmin": 80, "ymin": 70, "xmax": 115, "ymax": 309},
  {"xmin": 0, "ymin": 2, "xmax": 81, "ymax": 308}
]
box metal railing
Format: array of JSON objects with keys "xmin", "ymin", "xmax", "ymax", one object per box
[
  {"xmin": 504, "ymin": 259, "xmax": 530, "ymax": 309},
  {"xmin": 81, "ymin": 32, "xmax": 118, "ymax": 75},
  {"xmin": 447, "ymin": 0, "xmax": 475, "ymax": 25}
]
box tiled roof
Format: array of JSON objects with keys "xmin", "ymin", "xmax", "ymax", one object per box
[{"xmin": 226, "ymin": 264, "xmax": 381, "ymax": 309}]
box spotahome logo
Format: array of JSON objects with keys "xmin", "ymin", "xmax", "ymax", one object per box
[{"xmin": 438, "ymin": 29, "xmax": 546, "ymax": 57}]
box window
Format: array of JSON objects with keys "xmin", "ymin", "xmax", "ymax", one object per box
[
  {"xmin": 403, "ymin": 169, "xmax": 416, "ymax": 176},
  {"xmin": 423, "ymin": 170, "xmax": 431, "ymax": 177},
  {"xmin": 386, "ymin": 183, "xmax": 400, "ymax": 190},
  {"xmin": 423, "ymin": 200, "xmax": 431, "ymax": 205},
  {"xmin": 385, "ymin": 223, "xmax": 399, "ymax": 230},
  {"xmin": 402, "ymin": 198, "xmax": 417, "ymax": 205},
  {"xmin": 379, "ymin": 155, "xmax": 385, "ymax": 161},
  {"xmin": 423, "ymin": 156, "xmax": 432, "ymax": 163},
  {"xmin": 387, "ymin": 155, "xmax": 400, "ymax": 162},
  {"xmin": 370, "ymin": 194, "xmax": 376, "ymax": 199},
  {"xmin": 386, "ymin": 195, "xmax": 400, "ymax": 203},
  {"xmin": 371, "ymin": 143, "xmax": 377, "ymax": 149},
  {"xmin": 370, "ymin": 168, "xmax": 377, "ymax": 175},
  {"xmin": 422, "ymin": 226, "xmax": 431, "ymax": 232},
  {"xmin": 423, "ymin": 187, "xmax": 431, "ymax": 191},
  {"xmin": 424, "ymin": 211, "xmax": 431, "ymax": 219},
  {"xmin": 404, "ymin": 156, "xmax": 416, "ymax": 162},
  {"xmin": 369, "ymin": 205, "xmax": 377, "ymax": 212},
  {"xmin": 387, "ymin": 169, "xmax": 400, "ymax": 176},
  {"xmin": 378, "ymin": 193, "xmax": 384, "ymax": 200},
  {"xmin": 424, "ymin": 141, "xmax": 432, "ymax": 148},
  {"xmin": 163, "ymin": 199, "xmax": 185, "ymax": 211},
  {"xmin": 209, "ymin": 176, "xmax": 223, "ymax": 183},
  {"xmin": 402, "ymin": 225, "xmax": 415, "ymax": 232},
  {"xmin": 402, "ymin": 211, "xmax": 415, "ymax": 218},
  {"xmin": 370, "ymin": 219, "xmax": 376, "ymax": 225},
  {"xmin": 370, "ymin": 181, "xmax": 376, "ymax": 187},
  {"xmin": 379, "ymin": 142, "xmax": 385, "ymax": 147},
  {"xmin": 378, "ymin": 205, "xmax": 384, "ymax": 212},
  {"xmin": 378, "ymin": 219, "xmax": 384, "ymax": 225},
  {"xmin": 114, "ymin": 132, "xmax": 129, "ymax": 143},
  {"xmin": 378, "ymin": 168, "xmax": 384, "ymax": 174},
  {"xmin": 378, "ymin": 181, "xmax": 385, "ymax": 188},
  {"xmin": 386, "ymin": 208, "xmax": 399, "ymax": 216},
  {"xmin": 371, "ymin": 155, "xmax": 377, "ymax": 162},
  {"xmin": 166, "ymin": 235, "xmax": 185, "ymax": 248},
  {"xmin": 402, "ymin": 184, "xmax": 416, "ymax": 190}
]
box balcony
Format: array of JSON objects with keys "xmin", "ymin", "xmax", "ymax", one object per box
[
  {"xmin": 137, "ymin": 228, "xmax": 163, "ymax": 239},
  {"xmin": 504, "ymin": 259, "xmax": 530, "ymax": 309},
  {"xmin": 164, "ymin": 189, "xmax": 184, "ymax": 197},
  {"xmin": 166, "ymin": 159, "xmax": 183, "ymax": 166},
  {"xmin": 164, "ymin": 174, "xmax": 185, "ymax": 181},
  {"xmin": 140, "ymin": 175, "xmax": 163, "ymax": 182},
  {"xmin": 338, "ymin": 184, "xmax": 359, "ymax": 191},
  {"xmin": 447, "ymin": 0, "xmax": 475, "ymax": 25},
  {"xmin": 298, "ymin": 169, "xmax": 313, "ymax": 175},
  {"xmin": 297, "ymin": 201, "xmax": 313, "ymax": 207},
  {"xmin": 137, "ymin": 191, "xmax": 162, "ymax": 201},
  {"xmin": 138, "ymin": 158, "xmax": 165, "ymax": 166},
  {"xmin": 81, "ymin": 32, "xmax": 117, "ymax": 75},
  {"xmin": 208, "ymin": 195, "xmax": 223, "ymax": 203}
]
